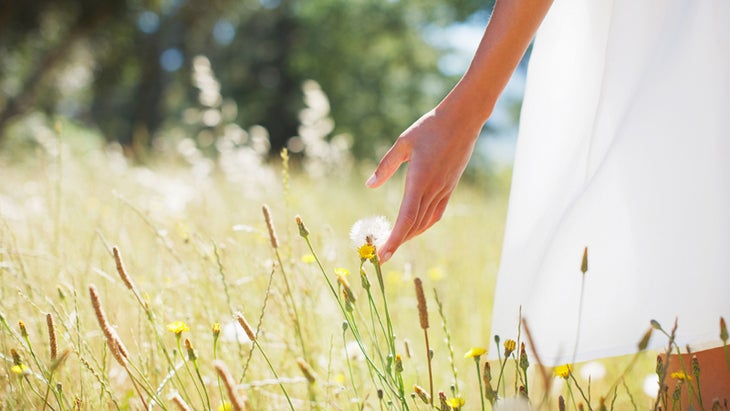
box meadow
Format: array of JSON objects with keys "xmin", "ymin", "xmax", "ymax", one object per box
[{"xmin": 0, "ymin": 120, "xmax": 722, "ymax": 410}]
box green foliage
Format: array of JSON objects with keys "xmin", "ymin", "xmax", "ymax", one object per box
[{"xmin": 0, "ymin": 0, "xmax": 493, "ymax": 160}]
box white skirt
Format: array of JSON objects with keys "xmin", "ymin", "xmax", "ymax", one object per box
[{"xmin": 489, "ymin": 0, "xmax": 730, "ymax": 366}]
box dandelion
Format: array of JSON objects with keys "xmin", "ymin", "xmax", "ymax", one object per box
[
  {"xmin": 555, "ymin": 364, "xmax": 572, "ymax": 379},
  {"xmin": 413, "ymin": 385, "xmax": 430, "ymax": 404},
  {"xmin": 670, "ymin": 371, "xmax": 692, "ymax": 381},
  {"xmin": 503, "ymin": 339, "xmax": 517, "ymax": 357},
  {"xmin": 167, "ymin": 321, "xmax": 190, "ymax": 336},
  {"xmin": 349, "ymin": 216, "xmax": 391, "ymax": 249},
  {"xmin": 464, "ymin": 347, "xmax": 487, "ymax": 359},
  {"xmin": 446, "ymin": 397, "xmax": 465, "ymax": 409},
  {"xmin": 11, "ymin": 364, "xmax": 29, "ymax": 376},
  {"xmin": 465, "ymin": 347, "xmax": 488, "ymax": 411},
  {"xmin": 18, "ymin": 320, "xmax": 28, "ymax": 338},
  {"xmin": 395, "ymin": 354, "xmax": 404, "ymax": 373},
  {"xmin": 350, "ymin": 216, "xmax": 390, "ymax": 260},
  {"xmin": 336, "ymin": 270, "xmax": 356, "ymax": 304},
  {"xmin": 357, "ymin": 244, "xmax": 376, "ymax": 260},
  {"xmin": 184, "ymin": 338, "xmax": 198, "ymax": 361},
  {"xmin": 295, "ymin": 215, "xmax": 309, "ymax": 238}
]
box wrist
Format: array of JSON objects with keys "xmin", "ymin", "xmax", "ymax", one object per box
[{"xmin": 437, "ymin": 77, "xmax": 496, "ymax": 135}]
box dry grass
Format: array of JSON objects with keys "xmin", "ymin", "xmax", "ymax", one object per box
[{"xmin": 0, "ymin": 138, "xmax": 672, "ymax": 410}]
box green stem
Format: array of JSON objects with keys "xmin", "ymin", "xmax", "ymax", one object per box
[
  {"xmin": 475, "ymin": 358, "xmax": 485, "ymax": 411},
  {"xmin": 252, "ymin": 340, "xmax": 295, "ymax": 411}
]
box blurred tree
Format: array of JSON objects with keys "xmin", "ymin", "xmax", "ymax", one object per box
[{"xmin": 0, "ymin": 0, "xmax": 492, "ymax": 159}]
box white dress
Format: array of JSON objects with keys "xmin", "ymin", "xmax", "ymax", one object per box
[{"xmin": 490, "ymin": 0, "xmax": 730, "ymax": 366}]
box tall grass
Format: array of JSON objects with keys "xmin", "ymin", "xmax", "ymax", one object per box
[{"xmin": 0, "ymin": 126, "xmax": 724, "ymax": 410}]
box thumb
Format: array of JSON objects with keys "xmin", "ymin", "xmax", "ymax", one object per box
[{"xmin": 366, "ymin": 140, "xmax": 409, "ymax": 188}]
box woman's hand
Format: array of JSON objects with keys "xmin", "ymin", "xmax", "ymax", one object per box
[
  {"xmin": 367, "ymin": 0, "xmax": 553, "ymax": 263},
  {"xmin": 366, "ymin": 103, "xmax": 484, "ymax": 263}
]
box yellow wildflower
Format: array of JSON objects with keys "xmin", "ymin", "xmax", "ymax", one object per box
[
  {"xmin": 504, "ymin": 339, "xmax": 517, "ymax": 356},
  {"xmin": 555, "ymin": 364, "xmax": 572, "ymax": 379},
  {"xmin": 167, "ymin": 321, "xmax": 190, "ymax": 335},
  {"xmin": 413, "ymin": 385, "xmax": 430, "ymax": 404},
  {"xmin": 464, "ymin": 347, "xmax": 487, "ymax": 359},
  {"xmin": 427, "ymin": 266, "xmax": 445, "ymax": 281},
  {"xmin": 218, "ymin": 402, "xmax": 232, "ymax": 411},
  {"xmin": 446, "ymin": 397, "xmax": 465, "ymax": 408},
  {"xmin": 358, "ymin": 244, "xmax": 376, "ymax": 260},
  {"xmin": 212, "ymin": 322, "xmax": 221, "ymax": 337},
  {"xmin": 334, "ymin": 267, "xmax": 350, "ymax": 277},
  {"xmin": 670, "ymin": 371, "xmax": 692, "ymax": 381},
  {"xmin": 11, "ymin": 364, "xmax": 29, "ymax": 375},
  {"xmin": 301, "ymin": 253, "xmax": 316, "ymax": 263}
]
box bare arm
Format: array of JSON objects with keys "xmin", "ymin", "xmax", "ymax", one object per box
[{"xmin": 367, "ymin": 0, "xmax": 554, "ymax": 262}]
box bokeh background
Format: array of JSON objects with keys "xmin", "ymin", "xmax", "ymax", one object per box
[{"xmin": 0, "ymin": 0, "xmax": 528, "ymax": 169}]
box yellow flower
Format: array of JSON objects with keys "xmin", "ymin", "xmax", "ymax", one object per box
[
  {"xmin": 670, "ymin": 371, "xmax": 692, "ymax": 381},
  {"xmin": 358, "ymin": 244, "xmax": 376, "ymax": 260},
  {"xmin": 334, "ymin": 267, "xmax": 350, "ymax": 277},
  {"xmin": 218, "ymin": 402, "xmax": 232, "ymax": 411},
  {"xmin": 446, "ymin": 397, "xmax": 465, "ymax": 408},
  {"xmin": 11, "ymin": 364, "xmax": 29, "ymax": 375},
  {"xmin": 427, "ymin": 266, "xmax": 445, "ymax": 281},
  {"xmin": 212, "ymin": 322, "xmax": 221, "ymax": 337},
  {"xmin": 554, "ymin": 364, "xmax": 572, "ymax": 379},
  {"xmin": 504, "ymin": 339, "xmax": 517, "ymax": 356},
  {"xmin": 301, "ymin": 253, "xmax": 316, "ymax": 263},
  {"xmin": 464, "ymin": 347, "xmax": 487, "ymax": 358},
  {"xmin": 167, "ymin": 321, "xmax": 190, "ymax": 335}
]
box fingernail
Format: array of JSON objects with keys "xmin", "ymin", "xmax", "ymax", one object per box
[
  {"xmin": 382, "ymin": 251, "xmax": 392, "ymax": 262},
  {"xmin": 366, "ymin": 173, "xmax": 376, "ymax": 187}
]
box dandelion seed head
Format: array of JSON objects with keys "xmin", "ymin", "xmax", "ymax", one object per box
[
  {"xmin": 579, "ymin": 361, "xmax": 606, "ymax": 381},
  {"xmin": 642, "ymin": 374, "xmax": 659, "ymax": 397},
  {"xmin": 349, "ymin": 216, "xmax": 391, "ymax": 249}
]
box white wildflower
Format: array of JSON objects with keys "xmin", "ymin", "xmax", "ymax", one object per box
[{"xmin": 349, "ymin": 216, "xmax": 391, "ymax": 248}]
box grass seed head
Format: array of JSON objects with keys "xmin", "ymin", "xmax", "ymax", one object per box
[
  {"xmin": 89, "ymin": 284, "xmax": 128, "ymax": 367},
  {"xmin": 235, "ymin": 312, "xmax": 256, "ymax": 342},
  {"xmin": 262, "ymin": 205, "xmax": 279, "ymax": 249},
  {"xmin": 113, "ymin": 246, "xmax": 135, "ymax": 290},
  {"xmin": 581, "ymin": 246, "xmax": 588, "ymax": 274},
  {"xmin": 414, "ymin": 277, "xmax": 429, "ymax": 330},
  {"xmin": 721, "ymin": 316, "xmax": 728, "ymax": 342},
  {"xmin": 46, "ymin": 313, "xmax": 57, "ymax": 360},
  {"xmin": 169, "ymin": 393, "xmax": 192, "ymax": 411},
  {"xmin": 214, "ymin": 360, "xmax": 247, "ymax": 411},
  {"xmin": 296, "ymin": 357, "xmax": 316, "ymax": 383}
]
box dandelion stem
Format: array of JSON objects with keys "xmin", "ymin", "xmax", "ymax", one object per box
[{"xmin": 475, "ymin": 358, "xmax": 486, "ymax": 411}]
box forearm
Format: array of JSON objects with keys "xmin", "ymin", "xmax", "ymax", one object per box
[{"xmin": 439, "ymin": 0, "xmax": 554, "ymax": 131}]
